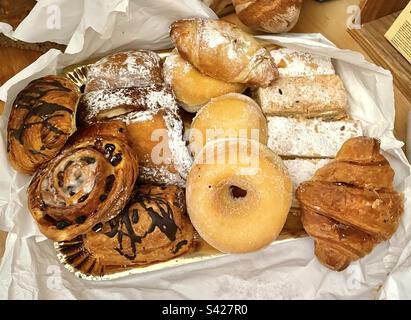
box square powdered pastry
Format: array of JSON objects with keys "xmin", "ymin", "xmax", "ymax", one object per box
[
  {"xmin": 267, "ymin": 117, "xmax": 363, "ymax": 158},
  {"xmin": 270, "ymin": 47, "xmax": 335, "ymax": 78},
  {"xmin": 254, "ymin": 74, "xmax": 348, "ymax": 119}
]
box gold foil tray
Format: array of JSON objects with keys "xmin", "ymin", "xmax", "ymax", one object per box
[{"xmin": 55, "ymin": 54, "xmax": 307, "ymax": 281}]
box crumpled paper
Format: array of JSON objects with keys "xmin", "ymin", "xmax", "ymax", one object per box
[{"xmin": 1, "ymin": 0, "xmax": 411, "ymax": 300}]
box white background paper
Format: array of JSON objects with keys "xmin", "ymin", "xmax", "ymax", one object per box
[{"xmin": 0, "ymin": 0, "xmax": 410, "ymax": 299}]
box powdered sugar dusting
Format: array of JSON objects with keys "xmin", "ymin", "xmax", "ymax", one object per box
[
  {"xmin": 267, "ymin": 116, "xmax": 363, "ymax": 158},
  {"xmin": 163, "ymin": 52, "xmax": 192, "ymax": 86},
  {"xmin": 81, "ymin": 83, "xmax": 192, "ymax": 185},
  {"xmin": 284, "ymin": 158, "xmax": 331, "ymax": 191},
  {"xmin": 86, "ymin": 50, "xmax": 162, "ymax": 92},
  {"xmin": 81, "ymin": 88, "xmax": 135, "ymax": 121},
  {"xmin": 270, "ymin": 48, "xmax": 335, "ymax": 78}
]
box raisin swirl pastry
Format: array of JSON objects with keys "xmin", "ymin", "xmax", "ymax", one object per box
[
  {"xmin": 28, "ymin": 121, "xmax": 138, "ymax": 242},
  {"xmin": 56, "ymin": 185, "xmax": 194, "ymax": 277},
  {"xmin": 296, "ymin": 137, "xmax": 403, "ymax": 271},
  {"xmin": 7, "ymin": 75, "xmax": 80, "ymax": 175}
]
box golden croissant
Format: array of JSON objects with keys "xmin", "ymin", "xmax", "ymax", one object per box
[
  {"xmin": 170, "ymin": 18, "xmax": 278, "ymax": 87},
  {"xmin": 296, "ymin": 137, "xmax": 403, "ymax": 271}
]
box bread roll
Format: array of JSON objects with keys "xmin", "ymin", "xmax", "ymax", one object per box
[
  {"xmin": 232, "ymin": 0, "xmax": 304, "ymax": 33},
  {"xmin": 203, "ymin": 0, "xmax": 235, "ymax": 16},
  {"xmin": 163, "ymin": 50, "xmax": 246, "ymax": 113},
  {"xmin": 170, "ymin": 18, "xmax": 279, "ymax": 87}
]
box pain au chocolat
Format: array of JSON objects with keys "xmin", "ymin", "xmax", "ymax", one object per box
[
  {"xmin": 28, "ymin": 121, "xmax": 138, "ymax": 242},
  {"xmin": 296, "ymin": 137, "xmax": 403, "ymax": 271},
  {"xmin": 56, "ymin": 185, "xmax": 194, "ymax": 277},
  {"xmin": 7, "ymin": 75, "xmax": 80, "ymax": 175}
]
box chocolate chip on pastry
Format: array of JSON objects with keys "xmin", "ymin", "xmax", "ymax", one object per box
[
  {"xmin": 296, "ymin": 137, "xmax": 404, "ymax": 271},
  {"xmin": 56, "ymin": 185, "xmax": 194, "ymax": 277},
  {"xmin": 27, "ymin": 121, "xmax": 138, "ymax": 242},
  {"xmin": 7, "ymin": 75, "xmax": 80, "ymax": 175}
]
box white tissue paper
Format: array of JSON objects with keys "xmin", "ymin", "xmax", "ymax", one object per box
[{"xmin": 1, "ymin": 0, "xmax": 411, "ymax": 300}]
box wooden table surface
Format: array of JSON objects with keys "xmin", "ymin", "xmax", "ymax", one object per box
[{"xmin": 0, "ymin": 0, "xmax": 410, "ymax": 262}]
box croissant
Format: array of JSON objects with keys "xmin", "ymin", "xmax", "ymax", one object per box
[
  {"xmin": 170, "ymin": 18, "xmax": 279, "ymax": 87},
  {"xmin": 56, "ymin": 185, "xmax": 194, "ymax": 277},
  {"xmin": 7, "ymin": 75, "xmax": 80, "ymax": 175},
  {"xmin": 296, "ymin": 137, "xmax": 403, "ymax": 271},
  {"xmin": 28, "ymin": 121, "xmax": 138, "ymax": 242}
]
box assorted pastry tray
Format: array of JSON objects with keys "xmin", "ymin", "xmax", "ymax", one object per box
[
  {"xmin": 57, "ymin": 53, "xmax": 306, "ymax": 280},
  {"xmin": 5, "ymin": 18, "xmax": 403, "ymax": 281}
]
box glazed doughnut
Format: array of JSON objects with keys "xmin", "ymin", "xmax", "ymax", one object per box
[
  {"xmin": 186, "ymin": 138, "xmax": 292, "ymax": 253},
  {"xmin": 163, "ymin": 50, "xmax": 246, "ymax": 113},
  {"xmin": 188, "ymin": 93, "xmax": 268, "ymax": 157}
]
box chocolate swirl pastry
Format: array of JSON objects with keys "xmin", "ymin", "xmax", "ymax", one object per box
[
  {"xmin": 7, "ymin": 75, "xmax": 80, "ymax": 175},
  {"xmin": 28, "ymin": 121, "xmax": 138, "ymax": 242},
  {"xmin": 56, "ymin": 185, "xmax": 194, "ymax": 277},
  {"xmin": 296, "ymin": 137, "xmax": 403, "ymax": 271}
]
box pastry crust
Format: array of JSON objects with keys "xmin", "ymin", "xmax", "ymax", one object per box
[
  {"xmin": 57, "ymin": 185, "xmax": 194, "ymax": 277},
  {"xmin": 7, "ymin": 75, "xmax": 80, "ymax": 175},
  {"xmin": 163, "ymin": 50, "xmax": 246, "ymax": 112},
  {"xmin": 296, "ymin": 137, "xmax": 404, "ymax": 271},
  {"xmin": 170, "ymin": 18, "xmax": 279, "ymax": 87},
  {"xmin": 255, "ymin": 75, "xmax": 348, "ymax": 119},
  {"xmin": 85, "ymin": 50, "xmax": 163, "ymax": 93},
  {"xmin": 27, "ymin": 121, "xmax": 138, "ymax": 242},
  {"xmin": 270, "ymin": 47, "xmax": 335, "ymax": 78},
  {"xmin": 78, "ymin": 85, "xmax": 191, "ymax": 186}
]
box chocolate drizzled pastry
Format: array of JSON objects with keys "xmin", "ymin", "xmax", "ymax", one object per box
[
  {"xmin": 296, "ymin": 137, "xmax": 403, "ymax": 271},
  {"xmin": 28, "ymin": 121, "xmax": 138, "ymax": 242},
  {"xmin": 56, "ymin": 185, "xmax": 194, "ymax": 277},
  {"xmin": 7, "ymin": 75, "xmax": 80, "ymax": 175}
]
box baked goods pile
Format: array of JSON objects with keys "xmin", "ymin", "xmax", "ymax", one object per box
[
  {"xmin": 7, "ymin": 50, "xmax": 194, "ymax": 276},
  {"xmin": 5, "ymin": 17, "xmax": 403, "ymax": 276}
]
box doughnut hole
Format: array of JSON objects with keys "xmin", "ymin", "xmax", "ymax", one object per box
[
  {"xmin": 188, "ymin": 93, "xmax": 268, "ymax": 158},
  {"xmin": 186, "ymin": 138, "xmax": 292, "ymax": 253}
]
